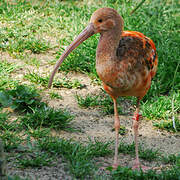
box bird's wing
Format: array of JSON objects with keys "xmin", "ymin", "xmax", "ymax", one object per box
[{"xmin": 116, "ymin": 31, "xmax": 158, "ymax": 78}]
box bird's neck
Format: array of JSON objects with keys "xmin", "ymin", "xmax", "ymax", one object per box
[
  {"xmin": 96, "ymin": 28, "xmax": 122, "ymax": 61},
  {"xmin": 95, "ymin": 26, "xmax": 123, "ymax": 84}
]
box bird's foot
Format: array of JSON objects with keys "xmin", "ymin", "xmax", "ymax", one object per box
[
  {"xmin": 132, "ymin": 162, "xmax": 150, "ymax": 171},
  {"xmin": 112, "ymin": 163, "xmax": 119, "ymax": 169},
  {"xmin": 99, "ymin": 163, "xmax": 118, "ymax": 170}
]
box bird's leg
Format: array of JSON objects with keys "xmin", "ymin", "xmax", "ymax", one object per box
[
  {"xmin": 132, "ymin": 98, "xmax": 149, "ymax": 171},
  {"xmin": 112, "ymin": 98, "xmax": 120, "ymax": 169},
  {"xmin": 132, "ymin": 98, "xmax": 140, "ymax": 169}
]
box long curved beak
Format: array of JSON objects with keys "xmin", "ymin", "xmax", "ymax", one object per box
[{"xmin": 48, "ymin": 23, "xmax": 95, "ymax": 88}]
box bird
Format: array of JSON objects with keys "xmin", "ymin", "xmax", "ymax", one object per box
[{"xmin": 48, "ymin": 7, "xmax": 158, "ymax": 170}]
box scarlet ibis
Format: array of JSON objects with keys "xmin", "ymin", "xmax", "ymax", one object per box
[{"xmin": 48, "ymin": 7, "xmax": 158, "ymax": 170}]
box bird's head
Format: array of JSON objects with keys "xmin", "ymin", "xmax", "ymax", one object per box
[
  {"xmin": 48, "ymin": 8, "xmax": 123, "ymax": 88},
  {"xmin": 90, "ymin": 8, "xmax": 123, "ymax": 33}
]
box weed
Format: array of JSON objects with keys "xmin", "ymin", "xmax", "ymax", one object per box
[
  {"xmin": 49, "ymin": 91, "xmax": 62, "ymax": 99},
  {"xmin": 52, "ymin": 78, "xmax": 86, "ymax": 89},
  {"xmin": 16, "ymin": 151, "xmax": 53, "ymax": 168},
  {"xmin": 0, "ymin": 61, "xmax": 17, "ymax": 74},
  {"xmin": 24, "ymin": 72, "xmax": 49, "ymax": 87},
  {"xmin": 0, "ymin": 111, "xmax": 22, "ymax": 132},
  {"xmin": 109, "ymin": 165, "xmax": 180, "ymax": 180},
  {"xmin": 0, "ymin": 111, "xmax": 24, "ymax": 151},
  {"xmin": 0, "ymin": 130, "xmax": 23, "ymax": 151},
  {"xmin": 0, "ymin": 84, "xmax": 45, "ymax": 113},
  {"xmin": 112, "ymin": 125, "xmax": 127, "ymax": 135},
  {"xmin": 75, "ymin": 94, "xmax": 100, "ymax": 108},
  {"xmin": 153, "ymin": 118, "xmax": 180, "ymax": 132},
  {"xmin": 162, "ymin": 154, "xmax": 180, "ymax": 165},
  {"xmin": 142, "ymin": 92, "xmax": 180, "ymax": 121},
  {"xmin": 37, "ymin": 137, "xmax": 94, "ymax": 178},
  {"xmin": 0, "ymin": 111, "xmax": 8, "ymax": 126},
  {"xmin": 11, "ymin": 37, "xmax": 50, "ymax": 54},
  {"xmin": 7, "ymin": 175, "xmax": 29, "ymax": 180},
  {"xmin": 26, "ymin": 127, "xmax": 51, "ymax": 139},
  {"xmin": 24, "ymin": 57, "xmax": 40, "ymax": 67},
  {"xmin": 37, "ymin": 137, "xmax": 111, "ymax": 178},
  {"xmin": 85, "ymin": 138, "xmax": 112, "ymax": 157},
  {"xmin": 20, "ymin": 106, "xmax": 73, "ymax": 131},
  {"xmin": 0, "ymin": 60, "xmax": 19, "ymax": 89},
  {"xmin": 139, "ymin": 148, "xmax": 160, "ymax": 162},
  {"xmin": 24, "ymin": 72, "xmax": 85, "ymax": 89},
  {"xmin": 118, "ymin": 141, "xmax": 159, "ymax": 161},
  {"xmin": 0, "ymin": 27, "xmax": 51, "ymax": 54},
  {"xmin": 75, "ymin": 94, "xmax": 122, "ymax": 115},
  {"xmin": 176, "ymin": 154, "xmax": 180, "ymax": 168},
  {"xmin": 75, "ymin": 93, "xmax": 123, "ymax": 115}
]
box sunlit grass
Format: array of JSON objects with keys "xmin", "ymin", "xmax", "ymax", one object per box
[
  {"xmin": 24, "ymin": 72, "xmax": 86, "ymax": 89},
  {"xmin": 75, "ymin": 92, "xmax": 123, "ymax": 115}
]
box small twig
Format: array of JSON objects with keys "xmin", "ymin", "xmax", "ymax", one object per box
[
  {"xmin": 130, "ymin": 0, "xmax": 146, "ymax": 15},
  {"xmin": 171, "ymin": 94, "xmax": 177, "ymax": 132}
]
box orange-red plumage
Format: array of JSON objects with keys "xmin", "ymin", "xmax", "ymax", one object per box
[
  {"xmin": 48, "ymin": 7, "xmax": 158, "ymax": 171},
  {"xmin": 96, "ymin": 30, "xmax": 157, "ymax": 100}
]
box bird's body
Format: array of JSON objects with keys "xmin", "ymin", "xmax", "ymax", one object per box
[
  {"xmin": 96, "ymin": 30, "xmax": 157, "ymax": 99},
  {"xmin": 48, "ymin": 7, "xmax": 158, "ymax": 170}
]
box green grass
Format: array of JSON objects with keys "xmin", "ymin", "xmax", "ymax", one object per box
[
  {"xmin": 142, "ymin": 92, "xmax": 180, "ymax": 120},
  {"xmin": 109, "ymin": 166, "xmax": 180, "ymax": 180},
  {"xmin": 36, "ymin": 136, "xmax": 180, "ymax": 179},
  {"xmin": 24, "ymin": 72, "xmax": 86, "ymax": 89},
  {"xmin": 21, "ymin": 106, "xmax": 73, "ymax": 130},
  {"xmin": 0, "ymin": 60, "xmax": 19, "ymax": 89},
  {"xmin": 0, "ymin": 111, "xmax": 23, "ymax": 151},
  {"xmin": 75, "ymin": 92, "xmax": 123, "ymax": 115},
  {"xmin": 142, "ymin": 91, "xmax": 180, "ymax": 132},
  {"xmin": 7, "ymin": 176, "xmax": 29, "ymax": 180},
  {"xmin": 0, "ymin": 0, "xmax": 179, "ymax": 179},
  {"xmin": 37, "ymin": 136, "xmax": 112, "ymax": 178},
  {"xmin": 0, "ymin": 61, "xmax": 17, "ymax": 75},
  {"xmin": 153, "ymin": 119, "xmax": 180, "ymax": 132},
  {"xmin": 26, "ymin": 127, "xmax": 51, "ymax": 139},
  {"xmin": 0, "ymin": 130, "xmax": 23, "ymax": 151},
  {"xmin": 118, "ymin": 141, "xmax": 160, "ymax": 162},
  {"xmin": 16, "ymin": 151, "xmax": 53, "ymax": 168},
  {"xmin": 49, "ymin": 91, "xmax": 62, "ymax": 99},
  {"xmin": 0, "ymin": 84, "xmax": 45, "ymax": 112},
  {"xmin": 162, "ymin": 153, "xmax": 180, "ymax": 166},
  {"xmin": 118, "ymin": 140, "xmax": 180, "ymax": 166},
  {"xmin": 0, "ymin": 84, "xmax": 74, "ymax": 150},
  {"xmin": 112, "ymin": 125, "xmax": 127, "ymax": 136},
  {"xmin": 0, "ymin": 112, "xmax": 20, "ymax": 132}
]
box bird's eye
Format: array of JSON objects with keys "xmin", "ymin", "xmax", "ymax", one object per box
[{"xmin": 98, "ymin": 19, "xmax": 103, "ymax": 23}]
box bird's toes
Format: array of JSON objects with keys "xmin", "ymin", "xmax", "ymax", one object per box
[
  {"xmin": 132, "ymin": 163, "xmax": 150, "ymax": 171},
  {"xmin": 112, "ymin": 163, "xmax": 119, "ymax": 169}
]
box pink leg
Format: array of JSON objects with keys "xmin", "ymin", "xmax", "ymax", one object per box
[
  {"xmin": 132, "ymin": 98, "xmax": 149, "ymax": 171},
  {"xmin": 132, "ymin": 100, "xmax": 140, "ymax": 169},
  {"xmin": 112, "ymin": 98, "xmax": 120, "ymax": 169}
]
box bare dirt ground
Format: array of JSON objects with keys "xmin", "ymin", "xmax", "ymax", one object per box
[{"xmin": 3, "ymin": 52, "xmax": 180, "ymax": 179}]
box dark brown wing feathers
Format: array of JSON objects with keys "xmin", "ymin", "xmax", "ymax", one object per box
[{"xmin": 117, "ymin": 31, "xmax": 157, "ymax": 74}]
